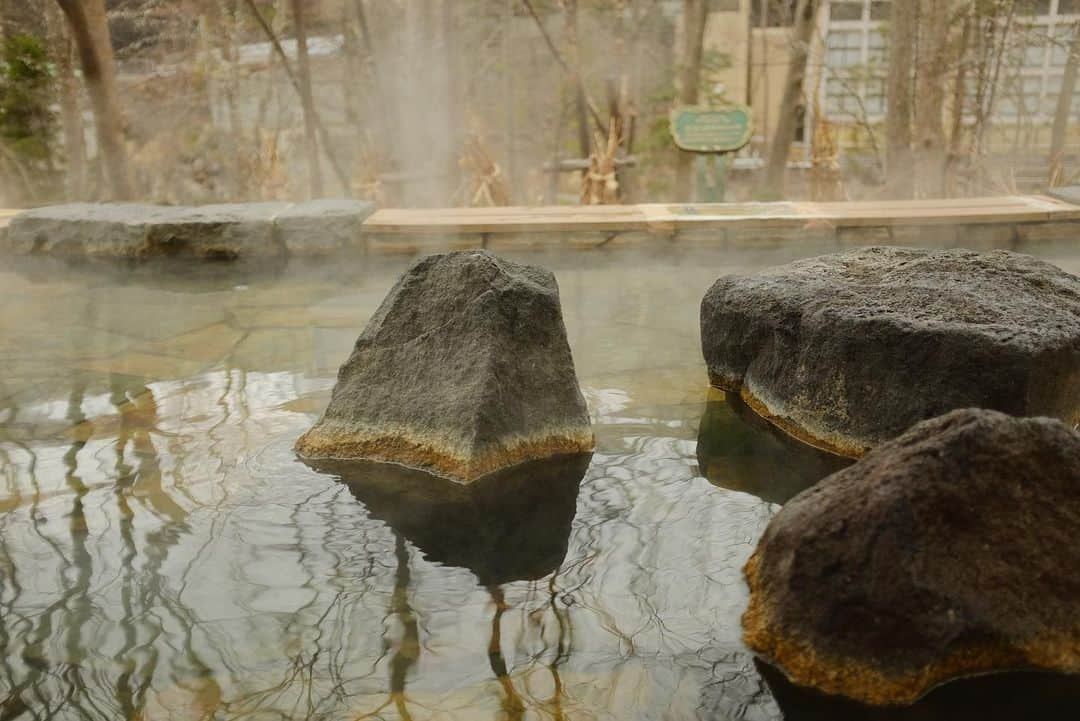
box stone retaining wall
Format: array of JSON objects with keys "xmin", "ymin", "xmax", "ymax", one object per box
[
  {"xmin": 1, "ymin": 199, "xmax": 1077, "ymax": 260},
  {"xmin": 1, "ymin": 200, "xmax": 375, "ymax": 260}
]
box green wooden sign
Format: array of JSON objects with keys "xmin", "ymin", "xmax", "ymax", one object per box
[{"xmin": 669, "ymin": 105, "xmax": 754, "ymax": 153}]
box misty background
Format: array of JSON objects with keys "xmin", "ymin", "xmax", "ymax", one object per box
[{"xmin": 1, "ymin": 0, "xmax": 1078, "ymax": 209}]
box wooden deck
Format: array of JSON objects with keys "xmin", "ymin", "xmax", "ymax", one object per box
[{"xmin": 363, "ymin": 195, "xmax": 1080, "ymax": 236}]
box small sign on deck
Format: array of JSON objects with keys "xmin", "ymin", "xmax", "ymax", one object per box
[{"xmin": 669, "ymin": 105, "xmax": 754, "ymax": 153}]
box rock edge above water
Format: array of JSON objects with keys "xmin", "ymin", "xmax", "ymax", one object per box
[
  {"xmin": 295, "ymin": 250, "xmax": 594, "ymax": 482},
  {"xmin": 701, "ymin": 246, "xmax": 1080, "ymax": 456},
  {"xmin": 743, "ymin": 408, "xmax": 1080, "ymax": 706},
  {"xmin": 3, "ymin": 200, "xmax": 375, "ymax": 259}
]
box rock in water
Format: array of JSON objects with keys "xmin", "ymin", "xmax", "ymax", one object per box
[
  {"xmin": 296, "ymin": 250, "xmax": 594, "ymax": 482},
  {"xmin": 743, "ymin": 408, "xmax": 1080, "ymax": 706},
  {"xmin": 700, "ymin": 247, "xmax": 1080, "ymax": 456}
]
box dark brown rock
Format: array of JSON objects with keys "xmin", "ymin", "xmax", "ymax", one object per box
[
  {"xmin": 295, "ymin": 250, "xmax": 594, "ymax": 482},
  {"xmin": 700, "ymin": 247, "xmax": 1080, "ymax": 456},
  {"xmin": 743, "ymin": 408, "xmax": 1080, "ymax": 705}
]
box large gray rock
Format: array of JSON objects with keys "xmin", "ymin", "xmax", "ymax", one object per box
[
  {"xmin": 743, "ymin": 409, "xmax": 1080, "ymax": 706},
  {"xmin": 296, "ymin": 250, "xmax": 594, "ymax": 482},
  {"xmin": 3, "ymin": 199, "xmax": 376, "ymax": 259},
  {"xmin": 5, "ymin": 202, "xmax": 288, "ymax": 259},
  {"xmin": 701, "ymin": 247, "xmax": 1080, "ymax": 456},
  {"xmin": 274, "ymin": 198, "xmax": 375, "ymax": 255}
]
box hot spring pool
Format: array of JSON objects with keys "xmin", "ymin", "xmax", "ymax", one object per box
[{"xmin": 1, "ymin": 242, "xmax": 1078, "ymax": 720}]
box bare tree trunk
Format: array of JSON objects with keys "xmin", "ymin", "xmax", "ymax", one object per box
[
  {"xmin": 945, "ymin": 2, "xmax": 974, "ymax": 196},
  {"xmin": 290, "ymin": 0, "xmax": 323, "ymax": 198},
  {"xmin": 885, "ymin": 0, "xmax": 916, "ymax": 198},
  {"xmin": 1049, "ymin": 22, "xmax": 1080, "ymax": 187},
  {"xmin": 675, "ymin": 0, "xmax": 708, "ymax": 202},
  {"xmin": 913, "ymin": 0, "xmax": 950, "ymax": 198},
  {"xmin": 502, "ymin": 0, "xmax": 516, "ymax": 203},
  {"xmin": 55, "ymin": 0, "xmax": 133, "ymax": 200},
  {"xmin": 443, "ymin": 0, "xmax": 460, "ymax": 162},
  {"xmin": 762, "ymin": 0, "xmax": 817, "ymax": 197},
  {"xmin": 45, "ymin": 0, "xmax": 86, "ymax": 199}
]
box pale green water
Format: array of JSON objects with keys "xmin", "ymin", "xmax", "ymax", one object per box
[{"xmin": 1, "ymin": 243, "xmax": 1078, "ymax": 721}]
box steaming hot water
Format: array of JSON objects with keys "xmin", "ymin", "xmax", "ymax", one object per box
[{"xmin": 1, "ymin": 241, "xmax": 1078, "ymax": 720}]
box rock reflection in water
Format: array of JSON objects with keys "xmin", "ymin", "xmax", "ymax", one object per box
[
  {"xmin": 756, "ymin": 660, "xmax": 1080, "ymax": 720},
  {"xmin": 308, "ymin": 453, "xmax": 589, "ymax": 720},
  {"xmin": 696, "ymin": 390, "xmax": 852, "ymax": 505},
  {"xmin": 308, "ymin": 453, "xmax": 590, "ymax": 586}
]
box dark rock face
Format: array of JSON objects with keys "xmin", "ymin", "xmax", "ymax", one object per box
[
  {"xmin": 700, "ymin": 247, "xmax": 1080, "ymax": 456},
  {"xmin": 3, "ymin": 200, "xmax": 375, "ymax": 259},
  {"xmin": 756, "ymin": 659, "xmax": 1080, "ymax": 721},
  {"xmin": 696, "ymin": 391, "xmax": 852, "ymax": 505},
  {"xmin": 296, "ymin": 250, "xmax": 594, "ymax": 482},
  {"xmin": 743, "ymin": 409, "xmax": 1080, "ymax": 706},
  {"xmin": 310, "ymin": 453, "xmax": 589, "ymax": 585}
]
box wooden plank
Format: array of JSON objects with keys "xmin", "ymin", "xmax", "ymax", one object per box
[
  {"xmin": 364, "ymin": 205, "xmax": 652, "ymax": 234},
  {"xmin": 364, "ymin": 196, "xmax": 1080, "ymax": 236}
]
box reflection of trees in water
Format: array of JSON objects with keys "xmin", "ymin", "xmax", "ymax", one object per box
[{"xmin": 0, "ymin": 363, "xmax": 776, "ymax": 721}]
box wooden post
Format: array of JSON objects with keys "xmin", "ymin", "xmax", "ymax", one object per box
[
  {"xmin": 1049, "ymin": 22, "xmax": 1080, "ymax": 187},
  {"xmin": 762, "ymin": 0, "xmax": 817, "ymax": 197},
  {"xmin": 885, "ymin": 0, "xmax": 916, "ymax": 198},
  {"xmin": 503, "ymin": 0, "xmax": 516, "ymax": 203},
  {"xmin": 913, "ymin": 0, "xmax": 950, "ymax": 198},
  {"xmin": 675, "ymin": 0, "xmax": 708, "ymax": 202}
]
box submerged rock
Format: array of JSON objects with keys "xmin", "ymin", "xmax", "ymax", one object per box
[
  {"xmin": 696, "ymin": 390, "xmax": 852, "ymax": 505},
  {"xmin": 296, "ymin": 250, "xmax": 594, "ymax": 482},
  {"xmin": 311, "ymin": 453, "xmax": 589, "ymax": 585},
  {"xmin": 700, "ymin": 247, "xmax": 1080, "ymax": 456},
  {"xmin": 743, "ymin": 408, "xmax": 1080, "ymax": 706}
]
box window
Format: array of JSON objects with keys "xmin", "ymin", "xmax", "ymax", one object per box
[
  {"xmin": 830, "ymin": 2, "xmax": 864, "ymax": 21},
  {"xmin": 751, "ymin": 0, "xmax": 812, "ymax": 27},
  {"xmin": 1044, "ymin": 74, "xmax": 1080, "ymax": 116},
  {"xmin": 1051, "ymin": 27, "xmax": 1075, "ymax": 66},
  {"xmin": 864, "ymin": 77, "xmax": 886, "ymax": 115},
  {"xmin": 1000, "ymin": 75, "xmax": 1044, "ymax": 116},
  {"xmin": 1023, "ymin": 35, "xmax": 1047, "ymax": 68},
  {"xmin": 867, "ymin": 29, "xmax": 887, "ymax": 65},
  {"xmin": 1045, "ymin": 75, "xmax": 1063, "ymax": 114},
  {"xmin": 869, "ymin": 1, "xmax": 890, "ymax": 21},
  {"xmin": 1018, "ymin": 0, "xmax": 1052, "ymax": 14},
  {"xmin": 826, "ymin": 76, "xmax": 859, "ymax": 115},
  {"xmin": 821, "ymin": 4, "xmax": 888, "ymax": 120},
  {"xmin": 827, "ymin": 30, "xmax": 862, "ymax": 67}
]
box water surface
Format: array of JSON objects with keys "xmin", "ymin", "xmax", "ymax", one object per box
[{"xmin": 1, "ymin": 242, "xmax": 1077, "ymax": 720}]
